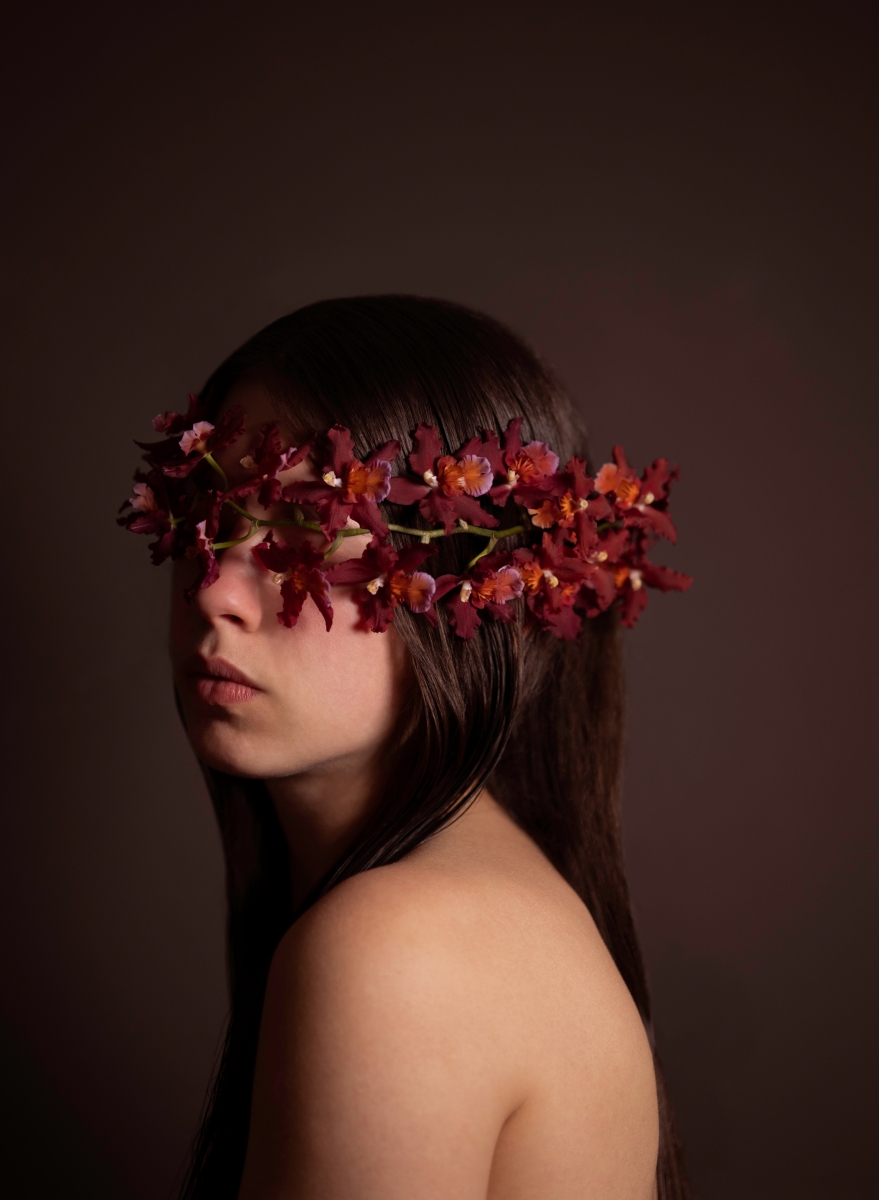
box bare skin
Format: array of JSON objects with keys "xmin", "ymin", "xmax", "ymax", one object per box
[
  {"xmin": 171, "ymin": 384, "xmax": 659, "ymax": 1199},
  {"xmin": 238, "ymin": 795, "xmax": 659, "ymax": 1200}
]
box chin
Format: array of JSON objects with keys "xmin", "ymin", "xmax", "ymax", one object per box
[{"xmin": 185, "ymin": 718, "xmax": 273, "ymax": 778}]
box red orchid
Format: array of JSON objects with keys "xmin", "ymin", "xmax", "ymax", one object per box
[
  {"xmin": 524, "ymin": 456, "xmax": 613, "ymax": 556},
  {"xmin": 163, "ymin": 406, "xmax": 247, "ymax": 479},
  {"xmin": 433, "ymin": 552, "xmax": 524, "ymax": 640},
  {"xmin": 386, "ymin": 424, "xmax": 498, "ymax": 534},
  {"xmin": 487, "ymin": 418, "xmax": 559, "ymax": 507},
  {"xmin": 283, "ymin": 426, "xmax": 399, "ymax": 539},
  {"xmin": 596, "ymin": 446, "xmax": 678, "ymax": 543},
  {"xmin": 123, "ymin": 403, "xmax": 692, "ymax": 640},
  {"xmin": 117, "ymin": 468, "xmax": 189, "ymax": 564},
  {"xmin": 513, "ymin": 532, "xmax": 595, "ymax": 640},
  {"xmin": 119, "ymin": 476, "xmax": 169, "ymax": 538},
  {"xmin": 189, "ymin": 520, "xmax": 219, "ymax": 592},
  {"xmin": 251, "ymin": 532, "xmax": 333, "ymax": 631},
  {"xmin": 571, "ymin": 526, "xmax": 631, "ymax": 617},
  {"xmin": 138, "ymin": 405, "xmax": 247, "ymax": 478},
  {"xmin": 613, "ymin": 559, "xmax": 694, "ymax": 628},
  {"xmin": 325, "ymin": 537, "xmax": 437, "ymax": 633},
  {"xmin": 184, "ymin": 491, "xmax": 224, "ymax": 601},
  {"xmin": 595, "ymin": 445, "xmax": 641, "ymax": 509},
  {"xmin": 230, "ymin": 422, "xmax": 315, "ymax": 508},
  {"xmin": 622, "ymin": 455, "xmax": 680, "ymax": 543},
  {"xmin": 151, "ymin": 393, "xmax": 206, "ymax": 436}
]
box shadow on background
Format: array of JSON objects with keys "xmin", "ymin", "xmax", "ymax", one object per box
[{"xmin": 0, "ymin": 1023, "xmax": 134, "ymax": 1200}]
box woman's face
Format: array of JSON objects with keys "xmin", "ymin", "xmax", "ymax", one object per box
[{"xmin": 169, "ymin": 383, "xmax": 413, "ymax": 780}]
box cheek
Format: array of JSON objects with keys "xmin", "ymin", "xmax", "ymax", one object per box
[
  {"xmin": 268, "ymin": 586, "xmax": 411, "ymax": 753},
  {"xmin": 168, "ymin": 558, "xmax": 211, "ymax": 658}
]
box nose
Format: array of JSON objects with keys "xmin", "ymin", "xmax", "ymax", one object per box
[{"xmin": 190, "ymin": 537, "xmax": 267, "ymax": 631}]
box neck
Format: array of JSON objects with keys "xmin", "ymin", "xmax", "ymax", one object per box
[{"xmin": 265, "ymin": 750, "xmax": 386, "ymax": 911}]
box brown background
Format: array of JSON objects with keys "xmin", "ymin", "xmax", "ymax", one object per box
[{"xmin": 2, "ymin": 3, "xmax": 877, "ymax": 1197}]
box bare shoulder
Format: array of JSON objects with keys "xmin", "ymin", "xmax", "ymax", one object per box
[
  {"xmin": 260, "ymin": 857, "xmax": 535, "ymax": 1110},
  {"xmin": 266, "ymin": 858, "xmax": 521, "ymax": 1036},
  {"xmin": 274, "ymin": 855, "xmax": 483, "ymax": 979},
  {"xmin": 268, "ymin": 835, "xmax": 633, "ymax": 1060},
  {"xmin": 240, "ymin": 804, "xmax": 658, "ymax": 1198},
  {"xmin": 238, "ymin": 862, "xmax": 524, "ymax": 1200}
]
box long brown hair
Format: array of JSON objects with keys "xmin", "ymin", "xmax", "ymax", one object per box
[{"xmin": 178, "ymin": 295, "xmax": 689, "ymax": 1198}]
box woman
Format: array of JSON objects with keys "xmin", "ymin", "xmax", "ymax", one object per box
[{"xmin": 122, "ymin": 295, "xmax": 691, "ymax": 1198}]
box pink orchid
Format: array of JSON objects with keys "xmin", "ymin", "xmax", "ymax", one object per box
[
  {"xmin": 137, "ymin": 405, "xmax": 247, "ymax": 479},
  {"xmin": 162, "ymin": 406, "xmax": 247, "ymax": 479}
]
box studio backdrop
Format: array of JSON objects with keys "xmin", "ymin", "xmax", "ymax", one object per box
[{"xmin": 2, "ymin": 4, "xmax": 876, "ymax": 1199}]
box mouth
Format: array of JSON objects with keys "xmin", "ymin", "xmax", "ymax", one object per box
[{"xmin": 185, "ymin": 655, "xmax": 263, "ymax": 705}]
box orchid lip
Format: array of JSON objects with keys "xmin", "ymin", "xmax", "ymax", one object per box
[{"xmin": 186, "ymin": 654, "xmax": 262, "ymax": 690}]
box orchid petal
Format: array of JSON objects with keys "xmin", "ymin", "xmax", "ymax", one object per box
[
  {"xmin": 387, "ymin": 476, "xmax": 429, "ymax": 504},
  {"xmin": 408, "ymin": 424, "xmax": 444, "ymax": 476}
]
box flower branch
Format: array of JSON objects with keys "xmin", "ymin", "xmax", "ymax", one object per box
[{"xmin": 120, "ymin": 409, "xmax": 692, "ymax": 639}]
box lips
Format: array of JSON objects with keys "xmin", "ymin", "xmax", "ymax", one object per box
[{"xmin": 185, "ymin": 654, "xmax": 263, "ymax": 705}]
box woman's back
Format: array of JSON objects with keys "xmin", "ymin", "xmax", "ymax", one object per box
[{"xmin": 239, "ymin": 793, "xmax": 659, "ymax": 1199}]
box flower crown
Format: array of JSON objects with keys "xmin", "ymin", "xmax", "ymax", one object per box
[{"xmin": 119, "ymin": 394, "xmax": 692, "ymax": 640}]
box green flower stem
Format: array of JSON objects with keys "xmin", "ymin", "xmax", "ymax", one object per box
[
  {"xmin": 323, "ymin": 532, "xmax": 344, "ymax": 559},
  {"xmin": 213, "ymin": 523, "xmax": 259, "ymax": 551},
  {"xmin": 387, "ymin": 522, "xmax": 525, "ymax": 541},
  {"xmin": 256, "ymin": 518, "xmax": 370, "ymax": 537},
  {"xmin": 203, "ymin": 452, "xmax": 228, "ymax": 491},
  {"xmin": 467, "ymin": 536, "xmax": 498, "ymax": 569},
  {"xmin": 223, "ymin": 498, "xmax": 365, "ymax": 536},
  {"xmin": 216, "ymin": 495, "xmax": 526, "ymax": 558},
  {"xmin": 386, "ymin": 524, "xmax": 447, "ymax": 540},
  {"xmin": 223, "ymin": 498, "xmax": 257, "ymax": 520}
]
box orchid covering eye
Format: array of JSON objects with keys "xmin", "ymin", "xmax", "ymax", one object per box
[
  {"xmin": 282, "ymin": 425, "xmax": 399, "ymax": 539},
  {"xmin": 252, "ymin": 533, "xmax": 334, "ymax": 631},
  {"xmin": 119, "ymin": 402, "xmax": 693, "ymax": 639}
]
